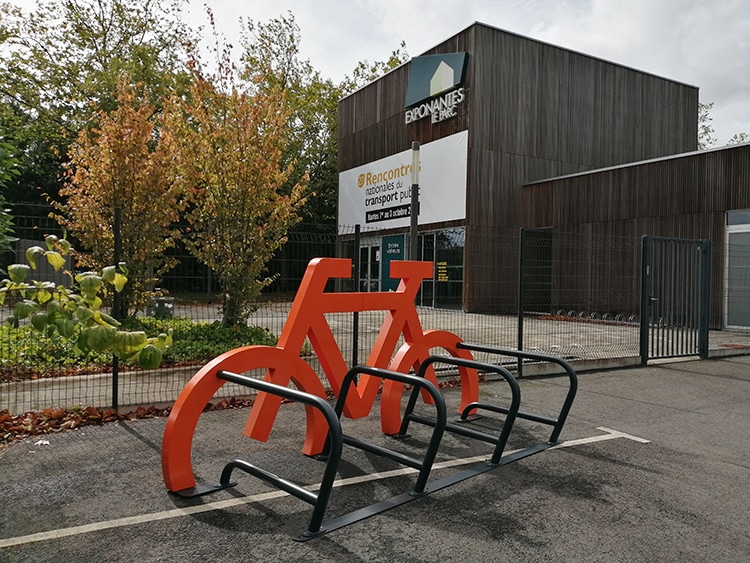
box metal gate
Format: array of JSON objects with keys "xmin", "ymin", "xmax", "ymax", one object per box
[{"xmin": 639, "ymin": 236, "xmax": 711, "ymax": 363}]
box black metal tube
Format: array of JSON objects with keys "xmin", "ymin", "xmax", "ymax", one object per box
[
  {"xmin": 407, "ymin": 412, "xmax": 511, "ymax": 448},
  {"xmin": 398, "ymin": 355, "xmax": 520, "ymax": 436},
  {"xmin": 410, "ymin": 355, "xmax": 522, "ymax": 464},
  {"xmin": 342, "ymin": 435, "xmax": 424, "ymax": 471},
  {"xmin": 334, "ymin": 365, "xmax": 446, "ymax": 494},
  {"xmin": 455, "ymin": 343, "xmax": 578, "ymax": 444},
  {"xmin": 460, "ymin": 402, "xmax": 556, "ymax": 426},
  {"xmin": 216, "ymin": 371, "xmax": 343, "ymax": 536},
  {"xmin": 220, "ymin": 459, "xmax": 317, "ymax": 505}
]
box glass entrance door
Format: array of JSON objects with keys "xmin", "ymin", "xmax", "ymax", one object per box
[{"xmin": 359, "ymin": 245, "xmax": 380, "ymax": 292}]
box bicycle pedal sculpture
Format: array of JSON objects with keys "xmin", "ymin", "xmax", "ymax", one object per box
[{"xmin": 162, "ymin": 257, "xmax": 478, "ymax": 494}]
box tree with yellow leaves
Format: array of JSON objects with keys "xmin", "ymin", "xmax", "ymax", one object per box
[
  {"xmin": 162, "ymin": 40, "xmax": 307, "ymax": 326},
  {"xmin": 57, "ymin": 78, "xmax": 185, "ymax": 316}
]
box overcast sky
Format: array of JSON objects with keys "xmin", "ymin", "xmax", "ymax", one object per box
[
  {"xmin": 188, "ymin": 0, "xmax": 749, "ymax": 146},
  {"xmin": 8, "ymin": 0, "xmax": 748, "ymax": 144}
]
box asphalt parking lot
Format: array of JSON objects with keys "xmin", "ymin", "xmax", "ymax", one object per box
[{"xmin": 1, "ymin": 355, "xmax": 749, "ymax": 562}]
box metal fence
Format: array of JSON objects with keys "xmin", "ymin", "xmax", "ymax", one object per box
[
  {"xmin": 516, "ymin": 229, "xmax": 642, "ymax": 369},
  {"xmin": 1, "ymin": 205, "xmax": 749, "ymax": 415}
]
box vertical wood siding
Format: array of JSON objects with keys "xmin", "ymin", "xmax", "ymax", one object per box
[
  {"xmin": 522, "ymin": 144, "xmax": 750, "ymax": 327},
  {"xmin": 338, "ymin": 23, "xmax": 699, "ymax": 313}
]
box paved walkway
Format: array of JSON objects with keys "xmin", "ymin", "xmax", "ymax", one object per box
[{"xmin": 1, "ymin": 355, "xmax": 748, "ymax": 561}]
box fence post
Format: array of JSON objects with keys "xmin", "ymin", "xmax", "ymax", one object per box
[
  {"xmin": 698, "ymin": 239, "xmax": 711, "ymax": 359},
  {"xmin": 111, "ymin": 206, "xmax": 122, "ymax": 409},
  {"xmin": 639, "ymin": 235, "xmax": 651, "ymax": 365},
  {"xmin": 352, "ymin": 224, "xmax": 361, "ymax": 367},
  {"xmin": 517, "ymin": 228, "xmax": 526, "ymax": 377}
]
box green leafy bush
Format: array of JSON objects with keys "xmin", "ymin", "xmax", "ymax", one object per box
[
  {"xmin": 121, "ymin": 316, "xmax": 278, "ymax": 363},
  {"xmin": 0, "ymin": 325, "xmax": 112, "ymax": 380},
  {"xmin": 1, "ymin": 315, "xmax": 278, "ymax": 381},
  {"xmin": 1, "ymin": 235, "xmax": 172, "ymax": 369}
]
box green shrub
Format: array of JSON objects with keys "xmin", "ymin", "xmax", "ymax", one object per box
[
  {"xmin": 121, "ymin": 316, "xmax": 278, "ymax": 363},
  {"xmin": 1, "ymin": 316, "xmax": 277, "ymax": 381},
  {"xmin": 0, "ymin": 325, "xmax": 112, "ymax": 380}
]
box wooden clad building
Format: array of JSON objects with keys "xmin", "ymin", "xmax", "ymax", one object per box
[
  {"xmin": 522, "ymin": 143, "xmax": 750, "ymax": 328},
  {"xmin": 338, "ymin": 22, "xmax": 700, "ymax": 313}
]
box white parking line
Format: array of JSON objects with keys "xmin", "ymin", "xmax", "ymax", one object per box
[
  {"xmin": 551, "ymin": 427, "xmax": 651, "ymax": 449},
  {"xmin": 0, "ymin": 427, "xmax": 649, "ymax": 549}
]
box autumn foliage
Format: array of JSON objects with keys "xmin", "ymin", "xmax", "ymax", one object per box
[
  {"xmin": 161, "ymin": 46, "xmax": 307, "ymax": 326},
  {"xmin": 57, "ymin": 79, "xmax": 185, "ymax": 314}
]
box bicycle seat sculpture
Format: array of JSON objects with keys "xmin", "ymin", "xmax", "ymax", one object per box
[{"xmin": 162, "ymin": 257, "xmax": 477, "ymax": 493}]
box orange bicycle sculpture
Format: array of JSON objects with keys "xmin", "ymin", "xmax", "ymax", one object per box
[{"xmin": 162, "ymin": 257, "xmax": 477, "ymax": 493}]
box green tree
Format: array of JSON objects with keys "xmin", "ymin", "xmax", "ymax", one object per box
[
  {"xmin": 698, "ymin": 101, "xmax": 748, "ymax": 149},
  {"xmin": 162, "ymin": 37, "xmax": 307, "ymax": 326},
  {"xmin": 727, "ymin": 132, "xmax": 748, "ymax": 145},
  {"xmin": 340, "ymin": 40, "xmax": 410, "ymax": 95},
  {"xmin": 698, "ymin": 102, "xmax": 717, "ymax": 150},
  {"xmin": 0, "ymin": 133, "xmax": 19, "ymax": 255},
  {"xmin": 55, "ymin": 79, "xmax": 184, "ymax": 316},
  {"xmin": 0, "ymin": 0, "xmax": 192, "ymax": 203},
  {"xmin": 240, "ymin": 12, "xmax": 340, "ymax": 227},
  {"xmin": 239, "ymin": 13, "xmax": 409, "ymax": 229}
]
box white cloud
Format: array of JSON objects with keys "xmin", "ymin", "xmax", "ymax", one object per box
[
  {"xmin": 8, "ymin": 0, "xmax": 749, "ymax": 143},
  {"xmin": 192, "ymin": 0, "xmax": 748, "ymax": 143}
]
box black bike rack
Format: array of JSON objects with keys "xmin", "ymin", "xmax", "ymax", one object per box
[
  {"xmin": 297, "ymin": 365, "xmax": 449, "ymax": 541},
  {"xmin": 175, "ymin": 350, "xmax": 578, "ymax": 541},
  {"xmin": 455, "ymin": 342, "xmax": 579, "ymax": 445},
  {"xmin": 195, "ymin": 367, "xmax": 447, "ymax": 541},
  {"xmin": 214, "ymin": 371, "xmax": 343, "ymax": 539},
  {"xmin": 394, "ymin": 356, "xmax": 521, "ymax": 465},
  {"xmin": 380, "ymin": 355, "xmax": 549, "ymax": 494},
  {"xmin": 325, "ymin": 365, "xmax": 447, "ymax": 496},
  {"xmin": 385, "ymin": 350, "xmax": 578, "ymax": 495}
]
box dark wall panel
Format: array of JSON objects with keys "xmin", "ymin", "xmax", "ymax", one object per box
[
  {"xmin": 522, "ymin": 144, "xmax": 750, "ymax": 327},
  {"xmin": 338, "ymin": 22, "xmax": 700, "ymax": 313}
]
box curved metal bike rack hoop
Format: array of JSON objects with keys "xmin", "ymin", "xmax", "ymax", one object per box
[
  {"xmin": 178, "ymin": 371, "xmax": 344, "ymax": 540},
  {"xmin": 395, "ymin": 355, "xmax": 522, "ymax": 465},
  {"xmin": 328, "ymin": 365, "xmax": 448, "ymax": 496},
  {"xmin": 456, "ymin": 342, "xmax": 578, "ymax": 444},
  {"xmin": 381, "ymin": 353, "xmax": 565, "ymax": 500}
]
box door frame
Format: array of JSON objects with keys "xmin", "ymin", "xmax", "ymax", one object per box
[{"xmin": 724, "ymin": 223, "xmax": 750, "ymax": 329}]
